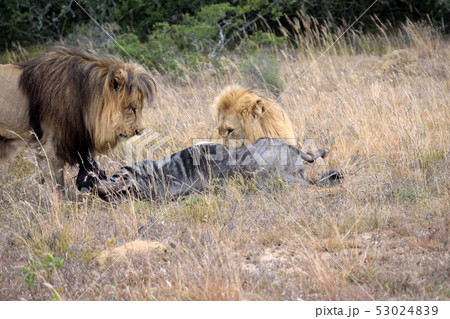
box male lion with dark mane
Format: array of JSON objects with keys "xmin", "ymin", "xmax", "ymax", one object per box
[
  {"xmin": 214, "ymin": 85, "xmax": 297, "ymax": 147},
  {"xmin": 0, "ymin": 45, "xmax": 155, "ymax": 191}
]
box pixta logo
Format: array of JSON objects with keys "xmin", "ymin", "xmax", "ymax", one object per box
[{"xmin": 121, "ymin": 128, "xmax": 172, "ymax": 162}]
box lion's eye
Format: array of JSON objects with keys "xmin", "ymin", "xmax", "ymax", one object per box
[
  {"xmin": 227, "ymin": 129, "xmax": 234, "ymax": 136},
  {"xmin": 132, "ymin": 108, "xmax": 137, "ymax": 115}
]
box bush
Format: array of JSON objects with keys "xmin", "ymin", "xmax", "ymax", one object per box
[
  {"xmin": 1, "ymin": 1, "xmax": 448, "ymax": 51},
  {"xmin": 109, "ymin": 33, "xmax": 157, "ymax": 69},
  {"xmin": 247, "ymin": 31, "xmax": 286, "ymax": 50},
  {"xmin": 109, "ymin": 3, "xmax": 239, "ymax": 72},
  {"xmin": 110, "ymin": 26, "xmax": 202, "ymax": 73}
]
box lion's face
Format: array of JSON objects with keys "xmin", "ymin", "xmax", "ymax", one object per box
[
  {"xmin": 215, "ymin": 86, "xmax": 265, "ymax": 147},
  {"xmin": 116, "ymin": 96, "xmax": 146, "ymax": 140},
  {"xmin": 95, "ymin": 97, "xmax": 147, "ymax": 152},
  {"xmin": 216, "ymin": 108, "xmax": 247, "ymax": 146},
  {"xmin": 94, "ymin": 65, "xmax": 154, "ymax": 153}
]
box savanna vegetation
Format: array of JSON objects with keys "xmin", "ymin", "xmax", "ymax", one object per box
[{"xmin": 0, "ymin": 0, "xmax": 448, "ymax": 300}]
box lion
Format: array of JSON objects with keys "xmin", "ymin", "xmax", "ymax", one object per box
[
  {"xmin": 214, "ymin": 85, "xmax": 297, "ymax": 147},
  {"xmin": 0, "ymin": 45, "xmax": 155, "ymax": 190}
]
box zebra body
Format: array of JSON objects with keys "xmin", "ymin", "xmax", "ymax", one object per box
[{"xmin": 92, "ymin": 138, "xmax": 331, "ymax": 200}]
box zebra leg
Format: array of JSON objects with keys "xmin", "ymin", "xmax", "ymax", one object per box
[{"xmin": 302, "ymin": 147, "xmax": 330, "ymax": 163}]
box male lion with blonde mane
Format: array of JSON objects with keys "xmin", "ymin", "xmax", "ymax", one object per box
[
  {"xmin": 0, "ymin": 45, "xmax": 155, "ymax": 191},
  {"xmin": 214, "ymin": 85, "xmax": 297, "ymax": 147}
]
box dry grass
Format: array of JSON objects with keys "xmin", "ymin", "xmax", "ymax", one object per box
[{"xmin": 0, "ymin": 22, "xmax": 449, "ymax": 300}]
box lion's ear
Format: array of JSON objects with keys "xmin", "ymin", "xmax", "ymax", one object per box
[
  {"xmin": 110, "ymin": 70, "xmax": 124, "ymax": 93},
  {"xmin": 112, "ymin": 78, "xmax": 119, "ymax": 92},
  {"xmin": 251, "ymin": 99, "xmax": 265, "ymax": 118}
]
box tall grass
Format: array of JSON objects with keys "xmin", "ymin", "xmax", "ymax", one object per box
[{"xmin": 0, "ymin": 19, "xmax": 448, "ymax": 300}]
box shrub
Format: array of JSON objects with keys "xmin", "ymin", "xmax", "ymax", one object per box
[
  {"xmin": 244, "ymin": 31, "xmax": 286, "ymax": 51},
  {"xmin": 108, "ymin": 3, "xmax": 239, "ymax": 72}
]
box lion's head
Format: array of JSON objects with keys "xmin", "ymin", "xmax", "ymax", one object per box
[
  {"xmin": 214, "ymin": 85, "xmax": 297, "ymax": 147},
  {"xmin": 18, "ymin": 45, "xmax": 156, "ymax": 165},
  {"xmin": 92, "ymin": 61, "xmax": 154, "ymax": 153}
]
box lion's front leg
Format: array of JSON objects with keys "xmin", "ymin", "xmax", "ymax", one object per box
[
  {"xmin": 79, "ymin": 168, "xmax": 139, "ymax": 201},
  {"xmin": 76, "ymin": 155, "xmax": 107, "ymax": 192}
]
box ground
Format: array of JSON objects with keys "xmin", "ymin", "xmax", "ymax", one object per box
[{"xmin": 0, "ymin": 24, "xmax": 448, "ymax": 300}]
